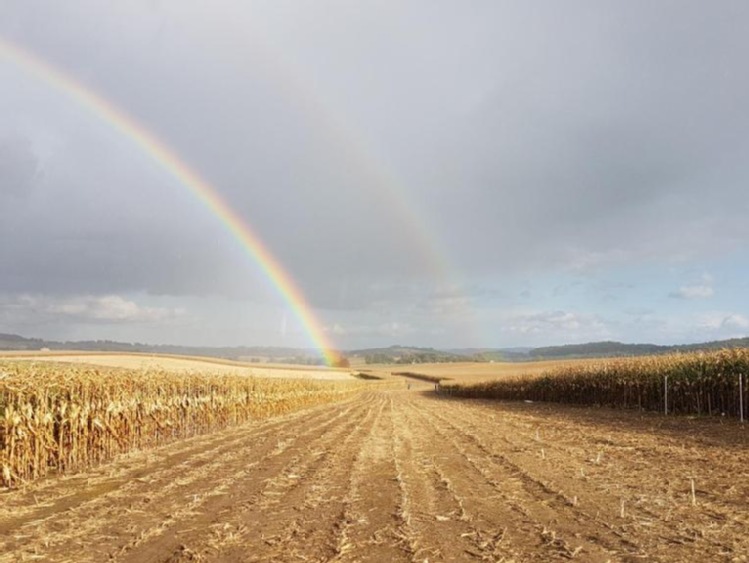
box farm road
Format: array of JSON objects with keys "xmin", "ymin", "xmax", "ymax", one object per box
[{"xmin": 2, "ymin": 385, "xmax": 749, "ymax": 562}]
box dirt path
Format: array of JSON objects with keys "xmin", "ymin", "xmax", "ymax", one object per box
[{"xmin": 2, "ymin": 386, "xmax": 749, "ymax": 562}]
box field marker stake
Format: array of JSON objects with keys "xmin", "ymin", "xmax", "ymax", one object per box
[
  {"xmin": 740, "ymin": 374, "xmax": 744, "ymax": 424},
  {"xmin": 664, "ymin": 376, "xmax": 668, "ymax": 416}
]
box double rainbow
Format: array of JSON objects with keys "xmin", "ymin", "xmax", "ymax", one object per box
[{"xmin": 0, "ymin": 38, "xmax": 338, "ymax": 364}]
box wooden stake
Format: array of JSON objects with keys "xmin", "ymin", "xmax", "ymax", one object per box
[{"xmin": 690, "ymin": 478, "xmax": 696, "ymax": 506}]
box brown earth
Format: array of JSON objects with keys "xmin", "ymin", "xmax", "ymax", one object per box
[
  {"xmin": 2, "ymin": 381, "xmax": 749, "ymax": 562},
  {"xmin": 368, "ymin": 359, "xmax": 604, "ymax": 384}
]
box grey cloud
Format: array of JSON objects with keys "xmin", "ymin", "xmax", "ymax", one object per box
[
  {"xmin": 409, "ymin": 1, "xmax": 749, "ymax": 274},
  {"xmin": 665, "ymin": 311, "xmax": 749, "ymax": 342},
  {"xmin": 623, "ymin": 307, "xmax": 655, "ymax": 317},
  {"xmin": 669, "ymin": 285, "xmax": 714, "ymax": 300},
  {"xmin": 499, "ymin": 310, "xmax": 611, "ymax": 343},
  {"xmin": 1, "ymin": 1, "xmax": 440, "ymax": 305},
  {"xmin": 0, "ymin": 134, "xmax": 39, "ymax": 198},
  {"xmin": 1, "ymin": 1, "xmax": 748, "ymax": 346},
  {"xmin": 712, "ymin": 314, "xmax": 749, "ymax": 331},
  {"xmin": 40, "ymin": 294, "xmax": 184, "ymax": 322},
  {"xmin": 5, "ymin": 1, "xmax": 748, "ymax": 291},
  {"xmin": 0, "ymin": 293, "xmax": 185, "ymax": 326},
  {"xmin": 669, "ymin": 274, "xmax": 715, "ymax": 300},
  {"xmin": 324, "ymin": 320, "xmax": 416, "ymax": 341}
]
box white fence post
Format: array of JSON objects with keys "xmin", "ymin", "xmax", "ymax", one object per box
[
  {"xmin": 740, "ymin": 374, "xmax": 744, "ymax": 424},
  {"xmin": 664, "ymin": 375, "xmax": 668, "ymax": 416}
]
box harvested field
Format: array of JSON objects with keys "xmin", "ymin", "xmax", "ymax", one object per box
[
  {"xmin": 2, "ymin": 380, "xmax": 748, "ymax": 562},
  {"xmin": 374, "ymin": 359, "xmax": 597, "ymax": 384},
  {"xmin": 1, "ymin": 352, "xmax": 353, "ymax": 381}
]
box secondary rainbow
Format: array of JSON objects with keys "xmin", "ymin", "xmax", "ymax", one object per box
[
  {"xmin": 0, "ymin": 37, "xmax": 338, "ymax": 364},
  {"xmin": 243, "ymin": 31, "xmax": 482, "ymax": 344}
]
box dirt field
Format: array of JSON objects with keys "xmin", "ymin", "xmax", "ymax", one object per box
[
  {"xmin": 1, "ymin": 353, "xmax": 353, "ymax": 381},
  {"xmin": 2, "ymin": 381, "xmax": 748, "ymax": 562},
  {"xmin": 374, "ymin": 359, "xmax": 597, "ymax": 383}
]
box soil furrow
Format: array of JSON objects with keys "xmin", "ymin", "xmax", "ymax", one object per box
[
  {"xmin": 390, "ymin": 393, "xmax": 511, "ymax": 561},
  {"xmin": 4, "ymin": 387, "xmax": 748, "ymax": 563},
  {"xmin": 332, "ymin": 394, "xmax": 412, "ymax": 563},
  {"xmin": 426, "ymin": 395, "xmax": 749, "ymax": 561},
  {"xmin": 408, "ymin": 395, "xmax": 624, "ymax": 562},
  {"xmin": 113, "ymin": 395, "xmax": 375, "ymax": 563},
  {"xmin": 0, "ymin": 397, "xmax": 367, "ymax": 563},
  {"xmin": 207, "ymin": 393, "xmax": 383, "ymax": 562},
  {"xmin": 0, "ymin": 395, "xmax": 357, "ymax": 528},
  {"xmin": 404, "ymin": 396, "xmax": 569, "ymax": 561}
]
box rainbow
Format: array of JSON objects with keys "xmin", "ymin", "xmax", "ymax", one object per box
[
  {"xmin": 0, "ymin": 37, "xmax": 340, "ymax": 364},
  {"xmin": 240, "ymin": 29, "xmax": 482, "ymax": 343}
]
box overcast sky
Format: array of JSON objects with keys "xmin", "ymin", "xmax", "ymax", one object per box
[{"xmin": 1, "ymin": 1, "xmax": 748, "ymax": 350}]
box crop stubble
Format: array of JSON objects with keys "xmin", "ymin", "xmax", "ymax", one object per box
[{"xmin": 2, "ymin": 383, "xmax": 748, "ymax": 562}]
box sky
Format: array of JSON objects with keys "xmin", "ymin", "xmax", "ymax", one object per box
[{"xmin": 1, "ymin": 0, "xmax": 748, "ymax": 350}]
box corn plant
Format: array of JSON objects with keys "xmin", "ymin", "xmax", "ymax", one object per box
[
  {"xmin": 0, "ymin": 361, "xmax": 370, "ymax": 488},
  {"xmin": 447, "ymin": 349, "xmax": 749, "ymax": 417}
]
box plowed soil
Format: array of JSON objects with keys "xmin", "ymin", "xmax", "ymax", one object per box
[{"xmin": 2, "ymin": 382, "xmax": 748, "ymax": 562}]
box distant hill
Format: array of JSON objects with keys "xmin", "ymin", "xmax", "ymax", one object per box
[
  {"xmin": 0, "ymin": 333, "xmax": 328, "ymax": 365},
  {"xmin": 2, "ymin": 333, "xmax": 748, "ymax": 365},
  {"xmin": 351, "ymin": 338, "xmax": 749, "ymax": 363},
  {"xmin": 447, "ymin": 347, "xmax": 534, "ymax": 355},
  {"xmin": 526, "ymin": 338, "xmax": 749, "ymax": 360},
  {"xmin": 0, "ymin": 333, "xmax": 47, "ymax": 350},
  {"xmin": 347, "ymin": 345, "xmax": 474, "ymax": 365},
  {"xmin": 446, "ymin": 347, "xmax": 534, "ymax": 362},
  {"xmin": 530, "ymin": 341, "xmax": 666, "ymax": 359}
]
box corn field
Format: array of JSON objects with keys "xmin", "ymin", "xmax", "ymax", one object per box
[
  {"xmin": 446, "ymin": 349, "xmax": 749, "ymax": 417},
  {"xmin": 0, "ymin": 361, "xmax": 368, "ymax": 488}
]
